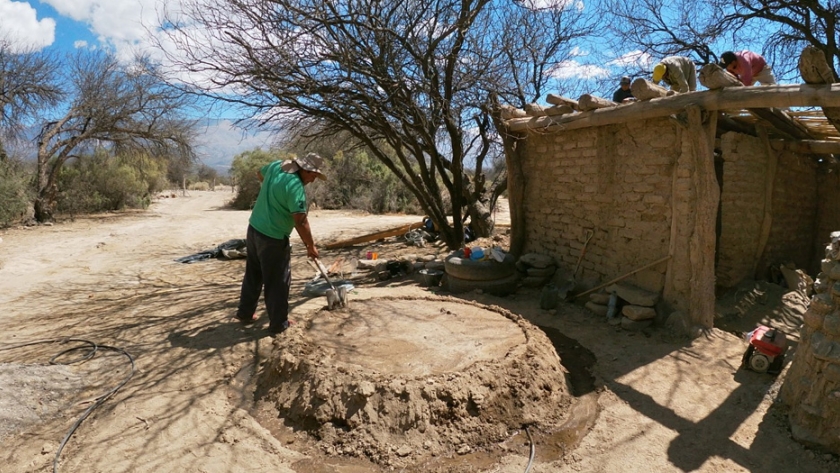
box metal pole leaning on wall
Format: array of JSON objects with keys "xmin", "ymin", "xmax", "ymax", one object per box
[{"xmin": 571, "ymin": 255, "xmax": 672, "ymax": 300}]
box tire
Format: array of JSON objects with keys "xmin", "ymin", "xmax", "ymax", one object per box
[
  {"xmin": 444, "ymin": 250, "xmax": 516, "ymax": 281},
  {"xmin": 446, "ymin": 272, "xmax": 520, "ymax": 296}
]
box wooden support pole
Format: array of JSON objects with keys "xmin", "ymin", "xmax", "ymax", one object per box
[
  {"xmin": 572, "ymin": 256, "xmax": 671, "ymax": 300},
  {"xmin": 753, "ymin": 125, "xmax": 779, "ymax": 276},
  {"xmin": 684, "ymin": 105, "xmax": 719, "ymax": 329}
]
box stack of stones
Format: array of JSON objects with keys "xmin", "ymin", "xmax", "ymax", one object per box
[
  {"xmin": 781, "ymin": 231, "xmax": 840, "ymax": 454},
  {"xmin": 516, "ymin": 253, "xmax": 557, "ymax": 287},
  {"xmin": 585, "ymin": 283, "xmax": 660, "ymax": 331}
]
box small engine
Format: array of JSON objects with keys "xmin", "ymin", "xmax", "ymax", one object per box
[{"xmin": 741, "ymin": 325, "xmax": 787, "ymax": 374}]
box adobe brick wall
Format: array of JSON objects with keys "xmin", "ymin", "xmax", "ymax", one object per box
[
  {"xmin": 758, "ymin": 151, "xmax": 818, "ymax": 276},
  {"xmin": 716, "ymin": 133, "xmax": 766, "ymax": 287},
  {"xmin": 816, "ymin": 170, "xmax": 840, "ymax": 270},
  {"xmin": 519, "ymin": 117, "xmax": 676, "ymax": 294},
  {"xmin": 717, "ymin": 133, "xmax": 819, "ymax": 286}
]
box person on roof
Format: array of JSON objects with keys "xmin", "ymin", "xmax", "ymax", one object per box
[
  {"xmin": 652, "ymin": 56, "xmax": 697, "ymax": 93},
  {"xmin": 612, "ymin": 76, "xmax": 635, "ymax": 103},
  {"xmin": 721, "ymin": 50, "xmax": 776, "ymax": 86}
]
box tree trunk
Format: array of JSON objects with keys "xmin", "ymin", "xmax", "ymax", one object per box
[
  {"xmin": 35, "ymin": 152, "xmax": 55, "ymax": 222},
  {"xmin": 34, "ymin": 188, "xmax": 58, "ymax": 222},
  {"xmin": 466, "ymin": 196, "xmax": 494, "ymax": 238}
]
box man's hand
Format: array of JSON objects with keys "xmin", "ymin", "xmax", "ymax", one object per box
[
  {"xmin": 306, "ymin": 244, "xmax": 319, "ymax": 259},
  {"xmin": 293, "ymin": 212, "xmax": 318, "ymax": 259}
]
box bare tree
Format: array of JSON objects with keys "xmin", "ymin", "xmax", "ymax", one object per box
[
  {"xmin": 606, "ymin": 0, "xmax": 840, "ymax": 80},
  {"xmin": 0, "ymin": 39, "xmax": 63, "ymax": 160},
  {"xmin": 161, "ymin": 0, "xmax": 597, "ymax": 249},
  {"xmin": 716, "ymin": 0, "xmax": 840, "ymax": 80},
  {"xmin": 34, "ymin": 52, "xmax": 197, "ymax": 222}
]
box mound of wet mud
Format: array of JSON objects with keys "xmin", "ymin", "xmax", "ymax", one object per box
[{"xmin": 256, "ymin": 296, "xmax": 573, "ymax": 467}]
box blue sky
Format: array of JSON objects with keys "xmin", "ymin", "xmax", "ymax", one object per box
[
  {"xmin": 0, "ymin": 0, "xmax": 276, "ymax": 172},
  {"xmin": 0, "ymin": 1, "xmax": 642, "ymax": 171}
]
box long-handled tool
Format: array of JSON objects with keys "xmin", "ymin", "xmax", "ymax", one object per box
[
  {"xmin": 558, "ymin": 229, "xmax": 595, "ymax": 300},
  {"xmin": 312, "ymin": 257, "xmax": 347, "ymax": 310}
]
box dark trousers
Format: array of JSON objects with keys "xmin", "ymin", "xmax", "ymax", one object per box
[{"xmin": 237, "ymin": 225, "xmax": 291, "ymax": 332}]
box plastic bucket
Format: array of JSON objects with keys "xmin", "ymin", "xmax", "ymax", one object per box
[{"xmin": 418, "ymin": 269, "xmax": 444, "ymax": 287}]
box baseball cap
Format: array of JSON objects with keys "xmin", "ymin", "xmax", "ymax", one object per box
[
  {"xmin": 281, "ymin": 153, "xmax": 327, "ymax": 180},
  {"xmin": 620, "ymin": 76, "xmax": 631, "ymax": 85}
]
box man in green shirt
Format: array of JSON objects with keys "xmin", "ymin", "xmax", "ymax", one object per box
[{"xmin": 235, "ymin": 153, "xmax": 325, "ymax": 334}]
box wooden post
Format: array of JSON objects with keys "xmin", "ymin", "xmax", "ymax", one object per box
[
  {"xmin": 546, "ymin": 94, "xmax": 580, "ymax": 110},
  {"xmin": 685, "ymin": 105, "xmax": 719, "ymax": 329},
  {"xmin": 500, "ymin": 104, "xmax": 527, "ymax": 119},
  {"xmin": 698, "ymin": 64, "xmax": 742, "ymax": 90},
  {"xmin": 798, "ymin": 45, "xmax": 840, "ymax": 135},
  {"xmin": 630, "ymin": 78, "xmax": 670, "ymax": 101},
  {"xmin": 752, "ymin": 125, "xmax": 778, "ymax": 276},
  {"xmin": 578, "ymin": 94, "xmax": 617, "ymax": 111}
]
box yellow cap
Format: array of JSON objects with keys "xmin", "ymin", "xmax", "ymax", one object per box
[{"xmin": 652, "ymin": 63, "xmax": 666, "ymax": 83}]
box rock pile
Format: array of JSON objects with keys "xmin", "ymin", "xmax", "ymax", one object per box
[
  {"xmin": 516, "ymin": 253, "xmax": 557, "ymax": 287},
  {"xmin": 586, "ymin": 283, "xmax": 660, "ymax": 331},
  {"xmin": 781, "ymin": 231, "xmax": 840, "ymax": 454}
]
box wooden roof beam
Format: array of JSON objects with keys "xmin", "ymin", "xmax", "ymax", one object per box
[
  {"xmin": 506, "ymin": 84, "xmax": 840, "ymax": 133},
  {"xmin": 770, "ymin": 139, "xmax": 840, "ymax": 155}
]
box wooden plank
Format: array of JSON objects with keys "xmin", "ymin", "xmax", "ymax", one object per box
[
  {"xmin": 324, "ymin": 222, "xmax": 424, "ymax": 249},
  {"xmin": 770, "ymin": 139, "xmax": 840, "ymax": 154},
  {"xmin": 506, "ymin": 84, "xmax": 840, "ymax": 133},
  {"xmin": 748, "ymin": 107, "xmax": 814, "ymax": 140}
]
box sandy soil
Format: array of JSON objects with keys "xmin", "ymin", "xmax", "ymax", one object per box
[{"xmin": 0, "ymin": 190, "xmax": 837, "ymax": 473}]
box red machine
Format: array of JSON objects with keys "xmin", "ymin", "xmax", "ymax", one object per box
[{"xmin": 742, "ymin": 325, "xmax": 787, "ymax": 374}]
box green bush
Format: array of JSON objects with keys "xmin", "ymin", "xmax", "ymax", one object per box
[
  {"xmin": 57, "ymin": 152, "xmax": 162, "ymax": 215},
  {"xmin": 189, "ymin": 181, "xmax": 210, "ymax": 191},
  {"xmin": 0, "ymin": 158, "xmax": 34, "ymax": 227},
  {"xmin": 306, "ymin": 150, "xmax": 420, "ymax": 214},
  {"xmin": 229, "ymin": 147, "xmax": 420, "ymax": 214},
  {"xmin": 229, "ymin": 148, "xmax": 290, "ymax": 210}
]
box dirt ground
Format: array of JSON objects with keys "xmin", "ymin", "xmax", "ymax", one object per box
[{"xmin": 0, "ymin": 190, "xmax": 838, "ymax": 472}]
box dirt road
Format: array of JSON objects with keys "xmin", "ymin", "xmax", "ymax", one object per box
[{"xmin": 0, "ymin": 191, "xmax": 836, "ymax": 472}]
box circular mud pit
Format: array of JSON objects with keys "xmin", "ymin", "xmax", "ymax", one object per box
[{"xmin": 257, "ymin": 296, "xmax": 575, "ymax": 467}]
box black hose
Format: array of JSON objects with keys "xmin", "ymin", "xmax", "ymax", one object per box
[{"xmin": 0, "ymin": 338, "xmax": 135, "ymax": 473}]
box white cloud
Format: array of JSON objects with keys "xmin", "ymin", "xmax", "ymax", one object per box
[
  {"xmin": 0, "ymin": 0, "xmax": 55, "ymax": 51},
  {"xmin": 42, "ymin": 0, "xmax": 162, "ymax": 61},
  {"xmin": 74, "ymin": 40, "xmax": 88, "ymax": 48},
  {"xmin": 546, "ymin": 60, "xmax": 609, "ymax": 80},
  {"xmin": 608, "ymin": 50, "xmax": 654, "ymax": 68}
]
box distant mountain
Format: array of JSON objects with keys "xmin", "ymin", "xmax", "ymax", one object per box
[
  {"xmin": 7, "ymin": 118, "xmax": 278, "ymax": 175},
  {"xmin": 193, "ymin": 118, "xmax": 278, "ymax": 174}
]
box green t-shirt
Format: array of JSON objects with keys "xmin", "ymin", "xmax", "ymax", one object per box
[{"xmin": 249, "ymin": 161, "xmax": 307, "ymax": 239}]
